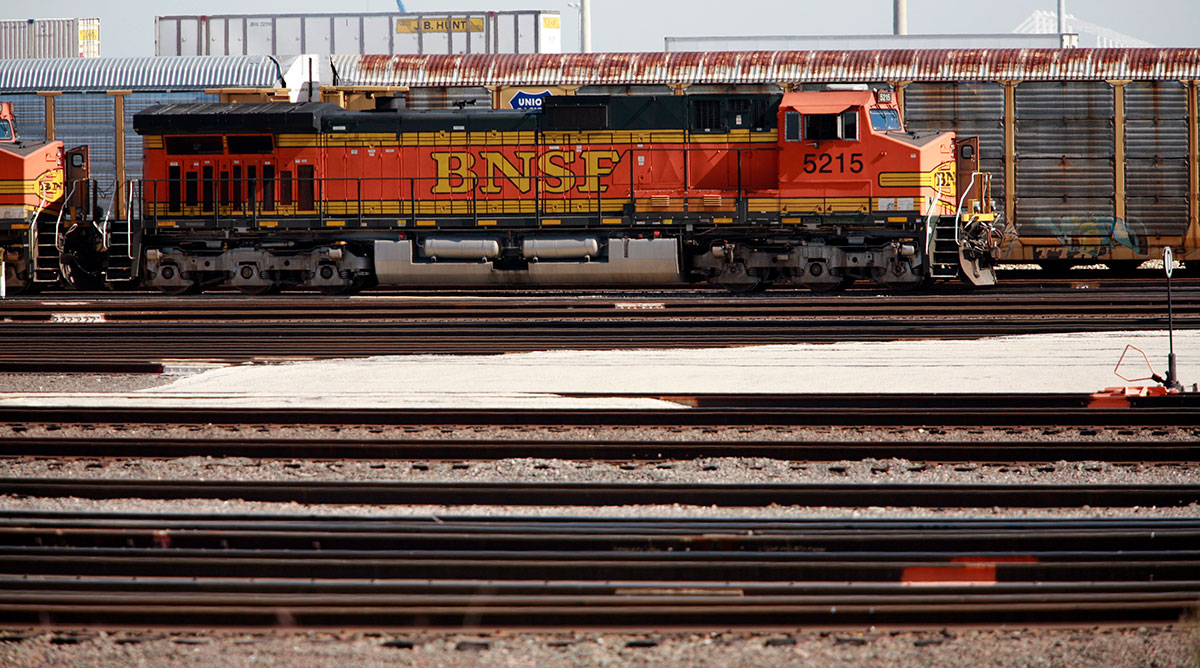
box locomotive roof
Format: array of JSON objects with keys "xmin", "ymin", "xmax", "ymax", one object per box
[
  {"xmin": 132, "ymin": 94, "xmax": 784, "ymax": 136},
  {"xmin": 133, "ymin": 102, "xmax": 340, "ymax": 134}
]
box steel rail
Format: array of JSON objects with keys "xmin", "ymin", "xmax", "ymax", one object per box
[
  {"xmin": 3, "ymin": 478, "xmax": 1197, "ymax": 507},
  {"xmin": 0, "ymin": 513, "xmax": 1195, "ymax": 628},
  {"xmin": 0, "ymin": 435, "xmax": 1195, "ymax": 463},
  {"xmin": 0, "ymin": 391, "xmax": 1197, "ymax": 427}
]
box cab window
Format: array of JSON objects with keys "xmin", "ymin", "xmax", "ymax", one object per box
[
  {"xmin": 0, "ymin": 121, "xmax": 14, "ymax": 141},
  {"xmin": 804, "ymin": 109, "xmax": 859, "ymax": 141},
  {"xmin": 784, "ymin": 111, "xmax": 801, "ymax": 141},
  {"xmin": 869, "ymin": 109, "xmax": 903, "ymax": 131}
]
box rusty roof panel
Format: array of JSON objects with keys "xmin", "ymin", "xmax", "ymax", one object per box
[{"xmin": 331, "ymin": 48, "xmax": 1200, "ymax": 87}]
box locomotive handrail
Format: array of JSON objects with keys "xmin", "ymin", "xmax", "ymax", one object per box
[{"xmin": 54, "ymin": 180, "xmax": 78, "ymax": 253}]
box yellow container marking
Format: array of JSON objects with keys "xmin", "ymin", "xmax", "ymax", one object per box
[
  {"xmin": 887, "ymin": 216, "xmax": 908, "ymax": 223},
  {"xmin": 541, "ymin": 219, "xmax": 561, "ymax": 225},
  {"xmin": 602, "ymin": 218, "xmax": 623, "ymax": 225},
  {"xmin": 325, "ymin": 220, "xmax": 346, "ymax": 227},
  {"xmin": 478, "ymin": 219, "xmax": 498, "ymax": 226},
  {"xmin": 157, "ymin": 220, "xmax": 176, "ymax": 227},
  {"xmin": 259, "ymin": 221, "xmax": 279, "ymax": 227},
  {"xmin": 713, "ymin": 217, "xmax": 734, "ymax": 223}
]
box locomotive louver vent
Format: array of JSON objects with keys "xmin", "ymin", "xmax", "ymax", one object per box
[
  {"xmin": 545, "ymin": 105, "xmax": 607, "ymax": 130},
  {"xmin": 692, "ymin": 100, "xmax": 723, "ymax": 131}
]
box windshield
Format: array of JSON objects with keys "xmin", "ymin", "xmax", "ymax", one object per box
[
  {"xmin": 869, "ymin": 109, "xmax": 903, "ymax": 132},
  {"xmin": 0, "ymin": 121, "xmax": 12, "ymax": 141}
]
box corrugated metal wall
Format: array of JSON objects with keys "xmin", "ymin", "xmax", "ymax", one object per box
[
  {"xmin": 123, "ymin": 92, "xmax": 220, "ymax": 195},
  {"xmin": 405, "ymin": 86, "xmax": 490, "ymax": 110},
  {"xmin": 1014, "ymin": 81, "xmax": 1115, "ymax": 237},
  {"xmin": 903, "ymin": 82, "xmax": 1006, "ymax": 214},
  {"xmin": 8, "ymin": 94, "xmax": 45, "ymax": 144},
  {"xmin": 1125, "ymin": 81, "xmax": 1189, "ymax": 237},
  {"xmin": 54, "ymin": 94, "xmax": 118, "ymax": 204},
  {"xmin": 5, "ymin": 92, "xmax": 218, "ymax": 212}
]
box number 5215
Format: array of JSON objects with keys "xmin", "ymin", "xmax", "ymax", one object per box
[{"xmin": 802, "ymin": 153, "xmax": 864, "ymax": 174}]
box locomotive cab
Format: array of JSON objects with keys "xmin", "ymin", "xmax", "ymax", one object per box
[{"xmin": 771, "ymin": 87, "xmax": 999, "ymax": 288}]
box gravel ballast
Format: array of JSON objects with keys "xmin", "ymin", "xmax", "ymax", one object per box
[{"xmin": 0, "ymin": 627, "xmax": 1195, "ymax": 668}]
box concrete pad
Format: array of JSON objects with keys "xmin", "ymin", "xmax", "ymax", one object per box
[{"xmin": 0, "ymin": 330, "xmax": 1194, "ymax": 409}]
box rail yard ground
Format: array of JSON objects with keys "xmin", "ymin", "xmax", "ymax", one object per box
[
  {"xmin": 2, "ymin": 328, "xmax": 1199, "ymax": 404},
  {"xmin": 2, "ymin": 326, "xmax": 1199, "ymax": 666}
]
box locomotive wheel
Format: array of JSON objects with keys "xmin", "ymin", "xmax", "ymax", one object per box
[
  {"xmin": 893, "ymin": 276, "xmax": 936, "ymax": 291},
  {"xmin": 236, "ymin": 283, "xmax": 282, "ymax": 296},
  {"xmin": 807, "ymin": 275, "xmax": 854, "ymax": 293},
  {"xmin": 158, "ymin": 282, "xmax": 203, "ymax": 296},
  {"xmin": 319, "ymin": 282, "xmax": 363, "ymax": 296},
  {"xmin": 713, "ymin": 262, "xmax": 766, "ymax": 294},
  {"xmin": 2, "ymin": 262, "xmax": 40, "ymax": 295},
  {"xmin": 718, "ymin": 278, "xmax": 766, "ymax": 294}
]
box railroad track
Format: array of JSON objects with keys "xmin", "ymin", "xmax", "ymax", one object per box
[
  {"xmin": 1, "ymin": 285, "xmax": 1197, "ymax": 364},
  {"xmin": 4, "ymin": 478, "xmax": 1198, "ymax": 507},
  {"xmin": 1, "ymin": 435, "xmax": 1196, "ymax": 463},
  {"xmin": 0, "ymin": 512, "xmax": 1195, "ymax": 628},
  {"xmin": 3, "ymin": 392, "xmax": 1199, "ymax": 427}
]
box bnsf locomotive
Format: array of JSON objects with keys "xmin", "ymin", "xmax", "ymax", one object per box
[
  {"xmin": 0, "ymin": 103, "xmax": 63, "ymax": 293},
  {"xmin": 123, "ymin": 87, "xmax": 998, "ymax": 294}
]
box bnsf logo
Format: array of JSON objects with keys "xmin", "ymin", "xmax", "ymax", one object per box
[{"xmin": 431, "ymin": 150, "xmax": 622, "ymax": 195}]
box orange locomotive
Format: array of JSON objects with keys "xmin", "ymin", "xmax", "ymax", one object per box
[
  {"xmin": 132, "ymin": 87, "xmax": 1000, "ymax": 294},
  {"xmin": 0, "ymin": 103, "xmax": 64, "ymax": 293}
]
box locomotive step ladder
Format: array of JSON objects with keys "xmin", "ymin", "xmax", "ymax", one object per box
[
  {"xmin": 928, "ymin": 215, "xmax": 961, "ymax": 280},
  {"xmin": 103, "ymin": 214, "xmax": 135, "ymax": 282},
  {"xmin": 31, "ymin": 220, "xmax": 61, "ymax": 284}
]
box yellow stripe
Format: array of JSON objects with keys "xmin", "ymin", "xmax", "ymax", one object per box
[
  {"xmin": 887, "ymin": 216, "xmax": 908, "ymax": 223},
  {"xmin": 477, "ymin": 219, "xmax": 497, "ymax": 226},
  {"xmin": 416, "ymin": 219, "xmax": 436, "ymax": 226},
  {"xmin": 261, "ymin": 129, "xmax": 777, "ymax": 149},
  {"xmin": 713, "ymin": 217, "xmax": 734, "ymax": 223},
  {"xmin": 602, "ymin": 218, "xmax": 622, "ymax": 225},
  {"xmin": 746, "ymin": 197, "xmax": 873, "ymax": 215},
  {"xmin": 260, "ymin": 220, "xmax": 278, "ymax": 227},
  {"xmin": 157, "ymin": 220, "xmax": 176, "ymax": 227},
  {"xmin": 541, "ymin": 219, "xmax": 560, "ymax": 225},
  {"xmin": 878, "ymin": 172, "xmax": 934, "ymax": 188}
]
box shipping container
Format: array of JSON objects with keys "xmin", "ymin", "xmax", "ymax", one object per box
[
  {"xmin": 0, "ymin": 18, "xmax": 100, "ymax": 59},
  {"xmin": 156, "ymin": 11, "xmax": 561, "ymax": 57}
]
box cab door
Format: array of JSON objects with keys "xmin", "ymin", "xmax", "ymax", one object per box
[{"xmin": 65, "ymin": 146, "xmax": 89, "ymax": 218}]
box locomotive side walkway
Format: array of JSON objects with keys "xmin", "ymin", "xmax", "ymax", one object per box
[{"xmin": 1, "ymin": 329, "xmax": 1197, "ymax": 408}]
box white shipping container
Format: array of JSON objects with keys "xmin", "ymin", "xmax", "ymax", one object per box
[
  {"xmin": 0, "ymin": 17, "xmax": 100, "ymax": 59},
  {"xmin": 156, "ymin": 12, "xmax": 561, "ymax": 57}
]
